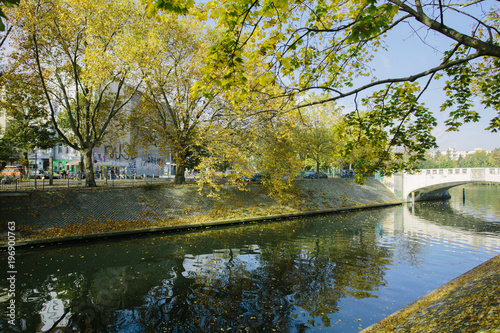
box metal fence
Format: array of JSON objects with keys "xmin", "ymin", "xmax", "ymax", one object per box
[{"xmin": 0, "ymin": 175, "xmax": 198, "ymax": 192}]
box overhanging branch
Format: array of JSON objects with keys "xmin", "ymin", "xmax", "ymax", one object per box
[
  {"xmin": 388, "ymin": 0, "xmax": 500, "ymax": 57},
  {"xmin": 292, "ymin": 51, "xmax": 483, "ymax": 110}
]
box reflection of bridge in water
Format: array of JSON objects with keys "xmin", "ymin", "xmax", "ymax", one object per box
[{"xmin": 380, "ymin": 168, "xmax": 500, "ymax": 202}]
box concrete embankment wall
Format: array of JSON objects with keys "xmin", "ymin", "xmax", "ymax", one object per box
[{"xmin": 0, "ymin": 178, "xmax": 400, "ymax": 240}]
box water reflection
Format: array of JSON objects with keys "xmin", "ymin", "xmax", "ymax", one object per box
[
  {"xmin": 412, "ymin": 201, "xmax": 500, "ymax": 235},
  {"xmin": 448, "ymin": 184, "xmax": 500, "ymax": 222},
  {"xmin": 1, "ymin": 186, "xmax": 499, "ymax": 332}
]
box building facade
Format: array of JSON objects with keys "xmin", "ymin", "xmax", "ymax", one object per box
[
  {"xmin": 26, "ymin": 144, "xmax": 81, "ymax": 173},
  {"xmin": 1, "ymin": 81, "xmax": 176, "ymax": 176}
]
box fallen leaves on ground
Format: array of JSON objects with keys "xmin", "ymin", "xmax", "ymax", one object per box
[{"xmin": 13, "ymin": 203, "xmax": 313, "ymax": 241}]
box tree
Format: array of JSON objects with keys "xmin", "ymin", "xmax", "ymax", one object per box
[
  {"xmin": 437, "ymin": 154, "xmax": 454, "ymax": 168},
  {"xmin": 252, "ymin": 116, "xmax": 304, "ymax": 199},
  {"xmin": 155, "ymin": 0, "xmax": 500, "ymax": 177},
  {"xmin": 127, "ymin": 15, "xmax": 223, "ymax": 184},
  {"xmin": 6, "ymin": 0, "xmax": 143, "ymax": 186},
  {"xmin": 193, "ymin": 91, "xmax": 303, "ymax": 199},
  {"xmin": 0, "ymin": 138, "xmax": 14, "ymax": 167},
  {"xmin": 0, "ymin": 1, "xmax": 16, "ymax": 77},
  {"xmin": 293, "ymin": 97, "xmax": 341, "ymax": 176},
  {"xmin": 0, "ymin": 73, "xmax": 57, "ymax": 177},
  {"xmin": 461, "ymin": 150, "xmax": 492, "ymax": 167},
  {"xmin": 490, "ymin": 149, "xmax": 500, "ymax": 167},
  {"xmin": 334, "ymin": 111, "xmax": 401, "ymax": 181}
]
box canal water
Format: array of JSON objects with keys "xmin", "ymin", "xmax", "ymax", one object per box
[{"xmin": 1, "ymin": 184, "xmax": 499, "ymax": 332}]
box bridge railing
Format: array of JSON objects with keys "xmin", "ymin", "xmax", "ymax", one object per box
[{"xmin": 411, "ymin": 168, "xmax": 500, "ymax": 179}]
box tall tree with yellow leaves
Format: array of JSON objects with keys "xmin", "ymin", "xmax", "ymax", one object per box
[
  {"xmin": 6, "ymin": 0, "xmax": 144, "ymax": 186},
  {"xmin": 127, "ymin": 15, "xmax": 228, "ymax": 184}
]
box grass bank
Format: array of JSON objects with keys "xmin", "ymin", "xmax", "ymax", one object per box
[{"xmin": 0, "ymin": 178, "xmax": 399, "ymax": 247}]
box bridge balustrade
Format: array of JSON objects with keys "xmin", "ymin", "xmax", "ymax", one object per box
[{"xmin": 381, "ymin": 168, "xmax": 500, "ymax": 202}]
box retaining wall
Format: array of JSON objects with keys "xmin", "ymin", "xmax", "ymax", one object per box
[{"xmin": 0, "ymin": 178, "xmax": 399, "ymax": 238}]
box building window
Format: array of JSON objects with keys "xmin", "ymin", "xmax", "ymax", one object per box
[{"xmin": 58, "ymin": 145, "xmax": 62, "ymax": 154}]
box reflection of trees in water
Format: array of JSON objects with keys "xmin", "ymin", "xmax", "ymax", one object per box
[
  {"xmin": 123, "ymin": 251, "xmax": 298, "ymax": 332},
  {"xmin": 449, "ymin": 185, "xmax": 500, "ymax": 217},
  {"xmin": 285, "ymin": 231, "xmax": 391, "ymax": 327},
  {"xmin": 9, "ymin": 271, "xmax": 104, "ymax": 333},
  {"xmin": 387, "ymin": 194, "xmax": 500, "ymax": 269},
  {"xmin": 65, "ymin": 304, "xmax": 106, "ymax": 333},
  {"xmin": 1, "ymin": 209, "xmax": 395, "ymax": 332},
  {"xmin": 131, "ymin": 218, "xmax": 392, "ymax": 331},
  {"xmin": 413, "ymin": 201, "xmax": 500, "ymax": 234}
]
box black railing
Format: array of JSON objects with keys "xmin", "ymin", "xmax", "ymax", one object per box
[{"xmin": 0, "ymin": 175, "xmax": 197, "ymax": 192}]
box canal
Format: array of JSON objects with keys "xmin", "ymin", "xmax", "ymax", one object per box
[{"xmin": 1, "ymin": 184, "xmax": 499, "ymax": 332}]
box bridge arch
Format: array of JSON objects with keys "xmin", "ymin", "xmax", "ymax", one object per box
[{"xmin": 381, "ymin": 168, "xmax": 500, "ymax": 202}]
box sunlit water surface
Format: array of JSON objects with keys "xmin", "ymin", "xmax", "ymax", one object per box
[{"xmin": 1, "ymin": 184, "xmax": 499, "ymax": 332}]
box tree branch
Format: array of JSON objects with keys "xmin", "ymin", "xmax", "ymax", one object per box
[
  {"xmin": 32, "ymin": 33, "xmax": 79, "ymax": 150},
  {"xmin": 388, "ymin": 0, "xmax": 500, "ymax": 57},
  {"xmin": 292, "ymin": 51, "xmax": 483, "ymax": 110}
]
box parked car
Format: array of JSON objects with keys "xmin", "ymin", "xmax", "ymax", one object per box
[
  {"xmin": 68, "ymin": 171, "xmax": 86, "ymax": 179},
  {"xmin": 303, "ymin": 171, "xmax": 328, "ymax": 179},
  {"xmin": 29, "ymin": 170, "xmax": 49, "ymax": 179},
  {"xmin": 340, "ymin": 169, "xmax": 355, "ymax": 178},
  {"xmin": 1, "ymin": 165, "xmax": 25, "ymax": 178},
  {"xmin": 250, "ymin": 173, "xmax": 267, "ymax": 181},
  {"xmin": 0, "ymin": 176, "xmax": 13, "ymax": 184},
  {"xmin": 240, "ymin": 173, "xmax": 268, "ymax": 182}
]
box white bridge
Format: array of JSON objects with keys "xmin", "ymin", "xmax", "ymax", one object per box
[{"xmin": 380, "ymin": 168, "xmax": 500, "ymax": 202}]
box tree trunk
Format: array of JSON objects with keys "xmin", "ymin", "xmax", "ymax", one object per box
[
  {"xmin": 174, "ymin": 150, "xmax": 188, "ymax": 184},
  {"xmin": 82, "ymin": 148, "xmax": 97, "ymax": 187},
  {"xmin": 174, "ymin": 163, "xmax": 186, "ymax": 184},
  {"xmin": 316, "ymin": 160, "xmax": 320, "ymax": 179}
]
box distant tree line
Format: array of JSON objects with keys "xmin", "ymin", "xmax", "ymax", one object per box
[{"xmin": 417, "ymin": 149, "xmax": 500, "ymax": 169}]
